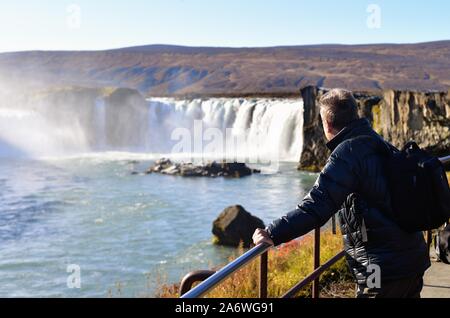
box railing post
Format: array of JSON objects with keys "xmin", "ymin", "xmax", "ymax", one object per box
[
  {"xmin": 312, "ymin": 227, "xmax": 320, "ymax": 298},
  {"xmin": 282, "ymin": 250, "xmax": 346, "ymax": 298},
  {"xmin": 259, "ymin": 251, "xmax": 268, "ymax": 298},
  {"xmin": 332, "ymin": 215, "xmax": 337, "ymax": 235}
]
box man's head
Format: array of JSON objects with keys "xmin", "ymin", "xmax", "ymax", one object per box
[{"xmin": 319, "ymin": 89, "xmax": 359, "ymax": 141}]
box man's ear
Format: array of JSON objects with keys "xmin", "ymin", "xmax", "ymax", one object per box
[{"xmin": 325, "ymin": 118, "xmax": 339, "ymax": 135}]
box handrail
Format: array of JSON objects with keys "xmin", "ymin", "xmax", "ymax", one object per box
[
  {"xmin": 440, "ymin": 155, "xmax": 450, "ymax": 165},
  {"xmin": 180, "ymin": 227, "xmax": 344, "ymax": 298},
  {"xmin": 180, "ymin": 270, "xmax": 216, "ymax": 296},
  {"xmin": 181, "ymin": 242, "xmax": 272, "ymax": 298}
]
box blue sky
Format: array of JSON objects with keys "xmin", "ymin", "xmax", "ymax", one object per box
[{"xmin": 0, "ymin": 0, "xmax": 449, "ymax": 52}]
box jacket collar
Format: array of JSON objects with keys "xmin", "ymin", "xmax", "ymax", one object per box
[{"xmin": 326, "ymin": 118, "xmax": 372, "ymax": 152}]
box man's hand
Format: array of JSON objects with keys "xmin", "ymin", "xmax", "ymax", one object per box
[{"xmin": 252, "ymin": 229, "xmax": 274, "ymax": 246}]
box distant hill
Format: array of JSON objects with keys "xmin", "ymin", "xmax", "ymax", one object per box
[{"xmin": 1, "ymin": 41, "xmax": 449, "ymax": 97}]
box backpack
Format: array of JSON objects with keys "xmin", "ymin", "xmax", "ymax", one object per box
[
  {"xmin": 385, "ymin": 141, "xmax": 450, "ymax": 232},
  {"xmin": 357, "ymin": 137, "xmax": 450, "ymax": 233}
]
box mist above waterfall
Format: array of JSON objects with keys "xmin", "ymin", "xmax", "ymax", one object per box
[
  {"xmin": 0, "ymin": 89, "xmax": 304, "ymax": 162},
  {"xmin": 0, "ymin": 107, "xmax": 89, "ymax": 157}
]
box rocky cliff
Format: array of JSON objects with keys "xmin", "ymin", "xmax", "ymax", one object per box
[
  {"xmin": 103, "ymin": 88, "xmax": 149, "ymax": 149},
  {"xmin": 298, "ymin": 86, "xmax": 450, "ymax": 171}
]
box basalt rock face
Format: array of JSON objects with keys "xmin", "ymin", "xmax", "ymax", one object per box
[
  {"xmin": 298, "ymin": 86, "xmax": 326, "ymax": 172},
  {"xmin": 376, "ymin": 90, "xmax": 450, "ymax": 157},
  {"xmin": 104, "ymin": 87, "xmax": 149, "ymax": 149},
  {"xmin": 298, "ymin": 86, "xmax": 450, "ymax": 172}
]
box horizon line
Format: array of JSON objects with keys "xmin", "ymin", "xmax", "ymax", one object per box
[{"xmin": 1, "ymin": 39, "xmax": 449, "ymax": 55}]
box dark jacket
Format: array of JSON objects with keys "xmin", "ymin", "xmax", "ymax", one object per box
[{"xmin": 267, "ymin": 118, "xmax": 431, "ymax": 284}]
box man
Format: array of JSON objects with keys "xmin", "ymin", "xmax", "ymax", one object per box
[{"xmin": 253, "ymin": 89, "xmax": 431, "ymax": 298}]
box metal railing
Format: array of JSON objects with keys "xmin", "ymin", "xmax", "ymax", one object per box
[
  {"xmin": 181, "ymin": 242, "xmax": 272, "ymax": 298},
  {"xmin": 180, "ymin": 155, "xmax": 450, "ymax": 299},
  {"xmin": 181, "ymin": 225, "xmax": 345, "ymax": 299},
  {"xmin": 440, "ymin": 155, "xmax": 450, "ymax": 165}
]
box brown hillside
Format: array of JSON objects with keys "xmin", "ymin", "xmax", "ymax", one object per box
[{"xmin": 1, "ymin": 41, "xmax": 449, "ymax": 96}]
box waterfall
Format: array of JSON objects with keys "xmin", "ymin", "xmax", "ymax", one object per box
[
  {"xmin": 0, "ymin": 97, "xmax": 304, "ymax": 162},
  {"xmin": 147, "ymin": 98, "xmax": 304, "ymax": 162},
  {"xmin": 94, "ymin": 98, "xmax": 106, "ymax": 151}
]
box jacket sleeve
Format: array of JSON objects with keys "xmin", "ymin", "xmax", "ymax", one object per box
[{"xmin": 267, "ymin": 141, "xmax": 361, "ymax": 246}]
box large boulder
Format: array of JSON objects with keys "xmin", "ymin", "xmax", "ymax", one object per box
[{"xmin": 212, "ymin": 205, "xmax": 265, "ymax": 248}]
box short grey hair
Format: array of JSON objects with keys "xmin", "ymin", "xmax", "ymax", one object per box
[{"xmin": 319, "ymin": 89, "xmax": 359, "ymax": 131}]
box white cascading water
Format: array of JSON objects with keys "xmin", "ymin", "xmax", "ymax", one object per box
[
  {"xmin": 147, "ymin": 98, "xmax": 304, "ymax": 162},
  {"xmin": 94, "ymin": 97, "xmax": 107, "ymax": 151},
  {"xmin": 0, "ymin": 98, "xmax": 304, "ymax": 162}
]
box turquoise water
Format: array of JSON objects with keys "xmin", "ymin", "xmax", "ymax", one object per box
[{"xmin": 0, "ymin": 156, "xmax": 317, "ymax": 297}]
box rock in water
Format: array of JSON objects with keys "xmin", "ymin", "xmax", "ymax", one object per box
[
  {"xmin": 219, "ymin": 162, "xmax": 251, "ymax": 178},
  {"xmin": 145, "ymin": 159, "xmax": 260, "ymax": 178},
  {"xmin": 146, "ymin": 158, "xmax": 173, "ymax": 174},
  {"xmin": 212, "ymin": 205, "xmax": 265, "ymax": 248}
]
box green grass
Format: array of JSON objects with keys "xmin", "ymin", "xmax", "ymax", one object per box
[{"xmin": 156, "ymin": 230, "xmax": 354, "ymax": 298}]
